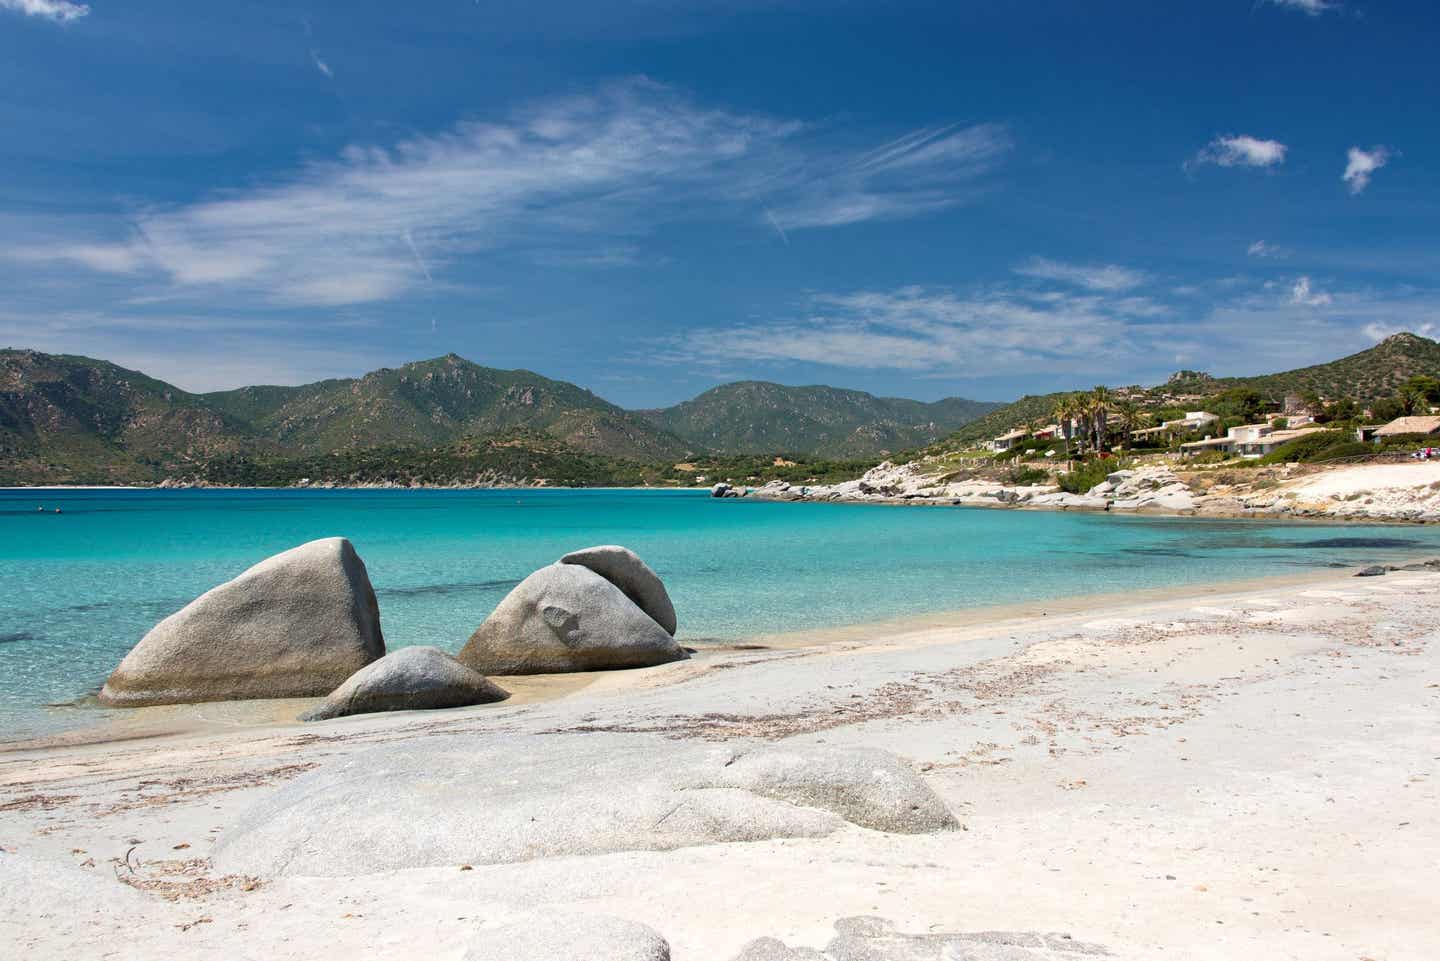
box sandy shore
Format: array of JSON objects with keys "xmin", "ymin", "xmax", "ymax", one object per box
[{"xmin": 3, "ymin": 567, "xmax": 1438, "ymax": 960}]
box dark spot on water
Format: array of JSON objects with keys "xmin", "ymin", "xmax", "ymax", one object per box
[
  {"xmin": 0, "ymin": 632, "xmax": 33, "ymax": 644},
  {"xmin": 378, "ymin": 578, "xmax": 521, "ymax": 598},
  {"xmin": 1293, "ymin": 537, "xmax": 1419, "ymax": 549},
  {"xmin": 1124, "ymin": 548, "xmax": 1196, "ymax": 558}
]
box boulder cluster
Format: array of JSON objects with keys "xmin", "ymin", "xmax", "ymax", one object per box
[{"xmin": 98, "ymin": 539, "xmax": 686, "ymax": 721}]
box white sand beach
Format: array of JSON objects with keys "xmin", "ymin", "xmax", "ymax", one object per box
[{"xmin": 3, "ymin": 568, "xmax": 1438, "ymax": 960}]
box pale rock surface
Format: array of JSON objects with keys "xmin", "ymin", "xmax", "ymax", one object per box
[
  {"xmin": 561, "ymin": 544, "xmax": 678, "ymax": 634},
  {"xmin": 212, "ymin": 734, "xmax": 957, "ymax": 877},
  {"xmin": 300, "ymin": 646, "xmax": 508, "ymax": 721},
  {"xmin": 466, "ymin": 914, "xmax": 671, "ymax": 961},
  {"xmin": 458, "ymin": 563, "xmax": 688, "ymax": 674},
  {"xmin": 99, "ymin": 537, "xmax": 384, "ymax": 707}
]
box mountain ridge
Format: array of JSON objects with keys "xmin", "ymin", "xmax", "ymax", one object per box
[{"xmin": 0, "ymin": 349, "xmax": 995, "ymax": 484}]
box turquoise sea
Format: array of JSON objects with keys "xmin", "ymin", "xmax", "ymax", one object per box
[{"xmin": 3, "ymin": 487, "xmax": 1438, "ymax": 741}]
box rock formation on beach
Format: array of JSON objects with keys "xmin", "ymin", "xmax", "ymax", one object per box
[
  {"xmin": 560, "ymin": 544, "xmax": 678, "ymax": 635},
  {"xmin": 300, "ymin": 646, "xmax": 509, "ymax": 721},
  {"xmin": 98, "ymin": 537, "xmax": 385, "ymax": 707},
  {"xmin": 213, "ymin": 733, "xmax": 958, "ymax": 877},
  {"xmin": 465, "ymin": 914, "xmax": 672, "ymax": 961},
  {"xmin": 458, "ymin": 552, "xmax": 688, "ymax": 675}
]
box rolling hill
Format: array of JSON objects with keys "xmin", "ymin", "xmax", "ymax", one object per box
[
  {"xmin": 202, "ymin": 354, "xmax": 691, "ymax": 463},
  {"xmin": 2, "ymin": 350, "xmax": 995, "ymax": 485},
  {"xmin": 642, "ymin": 381, "xmax": 1000, "ymax": 459},
  {"xmin": 943, "ymin": 333, "xmax": 1440, "ymax": 447}
]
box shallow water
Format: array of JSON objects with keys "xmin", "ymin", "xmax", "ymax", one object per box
[{"xmin": 2, "ymin": 487, "xmax": 1437, "ymax": 740}]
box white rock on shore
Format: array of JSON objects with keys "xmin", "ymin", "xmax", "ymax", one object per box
[
  {"xmin": 212, "ymin": 734, "xmax": 957, "ymax": 878},
  {"xmin": 98, "ymin": 537, "xmax": 385, "ymax": 707},
  {"xmin": 300, "ymin": 646, "xmax": 509, "ymax": 722}
]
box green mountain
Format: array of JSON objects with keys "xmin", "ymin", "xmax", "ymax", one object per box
[
  {"xmin": 1164, "ymin": 332, "xmax": 1440, "ymax": 400},
  {"xmin": 943, "ymin": 332, "xmax": 1440, "ymax": 447},
  {"xmin": 643, "ymin": 381, "xmax": 1001, "ymax": 459},
  {"xmin": 202, "ymin": 354, "xmax": 691, "ymax": 463},
  {"xmin": 0, "ymin": 350, "xmax": 695, "ymax": 484},
  {"xmin": 0, "ymin": 349, "xmax": 260, "ymax": 484}
]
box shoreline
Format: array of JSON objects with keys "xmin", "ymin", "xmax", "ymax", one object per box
[
  {"xmin": 4, "ymin": 564, "xmax": 1438, "ymax": 960},
  {"xmin": 5, "ymin": 553, "xmax": 1428, "ymax": 754}
]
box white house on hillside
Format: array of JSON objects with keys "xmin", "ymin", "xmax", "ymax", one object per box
[{"xmin": 1180, "ymin": 423, "xmax": 1324, "ymax": 459}]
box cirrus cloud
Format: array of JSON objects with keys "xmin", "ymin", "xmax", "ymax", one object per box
[
  {"xmin": 0, "ymin": 0, "xmax": 88, "ymax": 22},
  {"xmin": 7, "ymin": 80, "xmax": 1012, "ymax": 308}
]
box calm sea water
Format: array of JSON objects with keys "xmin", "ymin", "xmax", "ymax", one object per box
[{"xmin": 3, "ymin": 487, "xmax": 1437, "ymax": 740}]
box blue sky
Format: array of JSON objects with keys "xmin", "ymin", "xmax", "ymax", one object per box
[{"xmin": 2, "ymin": 0, "xmax": 1437, "ymax": 406}]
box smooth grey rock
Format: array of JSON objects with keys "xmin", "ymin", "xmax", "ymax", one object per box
[
  {"xmin": 1, "ymin": 851, "xmax": 146, "ymax": 918},
  {"xmin": 711, "ymin": 482, "xmax": 732, "ymax": 497},
  {"xmin": 213, "ymin": 733, "xmax": 958, "ymax": 877},
  {"xmin": 731, "ymin": 916, "xmax": 1112, "ymax": 961},
  {"xmin": 300, "ymin": 646, "xmax": 508, "ymax": 721},
  {"xmin": 1356, "ymin": 565, "xmax": 1388, "ymax": 577},
  {"xmin": 466, "ymin": 914, "xmax": 670, "ymax": 961},
  {"xmin": 99, "ymin": 537, "xmax": 384, "ymax": 707},
  {"xmin": 458, "ymin": 563, "xmax": 688, "ymax": 675},
  {"xmin": 560, "ymin": 545, "xmax": 677, "ymax": 635}
]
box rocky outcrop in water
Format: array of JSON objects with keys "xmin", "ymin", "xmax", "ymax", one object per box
[
  {"xmin": 560, "ymin": 545, "xmax": 677, "ymax": 635},
  {"xmin": 99, "ymin": 537, "xmax": 385, "ymax": 707},
  {"xmin": 458, "ymin": 557, "xmax": 688, "ymax": 675}
]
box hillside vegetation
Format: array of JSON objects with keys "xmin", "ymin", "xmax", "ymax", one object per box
[
  {"xmin": 643, "ymin": 381, "xmax": 999, "ymax": 459},
  {"xmin": 944, "ymin": 333, "xmax": 1440, "ymax": 447},
  {"xmin": 0, "ymin": 349, "xmax": 965, "ymax": 485}
]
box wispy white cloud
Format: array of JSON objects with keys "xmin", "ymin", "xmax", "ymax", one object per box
[
  {"xmin": 1013, "ymin": 257, "xmax": 1147, "ymax": 292},
  {"xmin": 1289, "ymin": 276, "xmax": 1332, "ymax": 306},
  {"xmin": 658, "ymin": 284, "xmax": 1159, "ymax": 376},
  {"xmin": 1247, "ymin": 240, "xmax": 1289, "ymax": 259},
  {"xmin": 657, "ymin": 275, "xmax": 1440, "ymax": 387},
  {"xmin": 310, "ymin": 50, "xmax": 334, "ymax": 80},
  {"xmin": 765, "ymin": 123, "xmax": 1012, "ymax": 231},
  {"xmin": 1264, "ymin": 0, "xmax": 1339, "ymax": 15},
  {"xmin": 0, "ymin": 0, "xmax": 89, "ymax": 23},
  {"xmin": 8, "ymin": 79, "xmax": 1010, "ymax": 307},
  {"xmin": 1189, "ymin": 134, "xmax": 1287, "ymax": 170},
  {"xmin": 1342, "ymin": 145, "xmax": 1391, "ymax": 194}
]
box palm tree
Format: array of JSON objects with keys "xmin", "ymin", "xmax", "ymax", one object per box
[
  {"xmin": 1054, "ymin": 395, "xmax": 1076, "ymax": 455},
  {"xmin": 1115, "ymin": 398, "xmax": 1145, "ymax": 448},
  {"xmin": 1089, "ymin": 386, "xmax": 1112, "ymax": 453}
]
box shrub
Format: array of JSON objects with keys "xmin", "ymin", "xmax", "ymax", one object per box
[
  {"xmin": 1006, "ymin": 465, "xmax": 1049, "ymax": 486},
  {"xmin": 1256, "ymin": 430, "xmax": 1365, "ymax": 465},
  {"xmin": 1057, "ymin": 457, "xmax": 1122, "ymax": 495}
]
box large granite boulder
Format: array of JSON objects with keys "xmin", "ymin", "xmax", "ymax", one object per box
[
  {"xmin": 560, "ymin": 544, "xmax": 677, "ymax": 634},
  {"xmin": 466, "ymin": 915, "xmax": 671, "ymax": 961},
  {"xmin": 213, "ymin": 733, "xmax": 958, "ymax": 878},
  {"xmin": 99, "ymin": 537, "xmax": 385, "ymax": 707},
  {"xmin": 457, "ymin": 563, "xmax": 687, "ymax": 675},
  {"xmin": 301, "ymin": 646, "xmax": 509, "ymax": 722}
]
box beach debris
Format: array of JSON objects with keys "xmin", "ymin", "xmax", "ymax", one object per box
[
  {"xmin": 465, "ymin": 914, "xmax": 671, "ymax": 961},
  {"xmin": 301, "ymin": 646, "xmax": 509, "ymax": 722},
  {"xmin": 212, "ymin": 734, "xmax": 957, "ymax": 877},
  {"xmin": 561, "ymin": 544, "xmax": 678, "ymax": 634},
  {"xmin": 98, "ymin": 537, "xmax": 385, "ymax": 707},
  {"xmin": 459, "ymin": 559, "xmax": 687, "ymax": 675}
]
